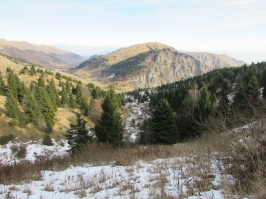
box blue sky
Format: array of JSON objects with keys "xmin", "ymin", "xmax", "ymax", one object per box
[{"xmin": 1, "ymin": 0, "xmax": 266, "ymax": 63}]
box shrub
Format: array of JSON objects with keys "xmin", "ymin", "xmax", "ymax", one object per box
[
  {"xmin": 11, "ymin": 145, "xmax": 27, "ymax": 159},
  {"xmin": 0, "ymin": 134, "xmax": 14, "ymax": 145},
  {"xmin": 42, "ymin": 134, "xmax": 53, "ymax": 146},
  {"xmin": 9, "ymin": 116, "xmax": 20, "ymax": 126}
]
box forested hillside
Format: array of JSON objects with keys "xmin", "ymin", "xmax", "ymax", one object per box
[
  {"xmin": 128, "ymin": 62, "xmax": 266, "ymax": 142},
  {"xmin": 0, "ymin": 66, "xmax": 117, "ymax": 141}
]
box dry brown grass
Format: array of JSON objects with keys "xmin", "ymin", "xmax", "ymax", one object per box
[
  {"xmin": 0, "ymin": 56, "xmax": 25, "ymax": 74},
  {"xmin": 0, "ymin": 134, "xmax": 221, "ymax": 186}
]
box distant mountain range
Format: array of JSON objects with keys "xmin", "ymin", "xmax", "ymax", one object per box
[
  {"xmin": 0, "ymin": 39, "xmax": 85, "ymax": 69},
  {"xmin": 0, "ymin": 39, "xmax": 245, "ymax": 91},
  {"xmin": 54, "ymin": 44, "xmax": 119, "ymax": 57}
]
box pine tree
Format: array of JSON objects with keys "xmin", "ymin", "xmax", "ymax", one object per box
[
  {"xmin": 0, "ymin": 72, "xmax": 6, "ymax": 95},
  {"xmin": 5, "ymin": 89, "xmax": 21, "ymax": 119},
  {"xmin": 7, "ymin": 70, "xmax": 19, "ymax": 100},
  {"xmin": 65, "ymin": 114, "xmax": 92, "ymax": 155},
  {"xmin": 17, "ymin": 81, "xmax": 28, "ymax": 103},
  {"xmin": 218, "ymin": 91, "xmax": 231, "ymax": 115},
  {"xmin": 68, "ymin": 93, "xmax": 77, "ymax": 108},
  {"xmin": 75, "ymin": 84, "xmax": 89, "ymax": 114},
  {"xmin": 37, "ymin": 75, "xmax": 45, "ymax": 87},
  {"xmin": 30, "ymin": 81, "xmax": 36, "ymax": 92},
  {"xmin": 246, "ymin": 75, "xmax": 260, "ymax": 102},
  {"xmin": 194, "ymin": 85, "xmax": 213, "ymax": 122},
  {"xmin": 95, "ymin": 85, "xmax": 123, "ymax": 144},
  {"xmin": 29, "ymin": 65, "xmax": 36, "ymax": 76},
  {"xmin": 66, "ymin": 79, "xmax": 71, "ymax": 93},
  {"xmin": 75, "ymin": 84, "xmax": 83, "ymax": 105},
  {"xmin": 35, "ymin": 86, "xmax": 55, "ymax": 132},
  {"xmin": 233, "ymin": 83, "xmax": 248, "ymax": 108},
  {"xmin": 47, "ymin": 79, "xmax": 61, "ymax": 108},
  {"xmin": 150, "ymin": 98, "xmax": 178, "ymax": 144},
  {"xmin": 60, "ymin": 85, "xmax": 69, "ymax": 107},
  {"xmin": 22, "ymin": 90, "xmax": 41, "ymax": 124}
]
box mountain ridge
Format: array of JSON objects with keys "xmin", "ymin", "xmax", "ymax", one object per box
[
  {"xmin": 73, "ymin": 42, "xmax": 245, "ymax": 90},
  {"xmin": 0, "ymin": 39, "xmax": 85, "ymax": 69}
]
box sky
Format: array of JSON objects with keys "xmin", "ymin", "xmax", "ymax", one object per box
[{"xmin": 1, "ymin": 0, "xmax": 265, "ymax": 63}]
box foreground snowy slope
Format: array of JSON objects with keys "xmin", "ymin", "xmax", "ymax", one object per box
[{"xmin": 1, "ymin": 149, "xmax": 225, "ymax": 198}]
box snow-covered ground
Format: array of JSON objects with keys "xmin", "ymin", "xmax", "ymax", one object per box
[
  {"xmin": 0, "ymin": 139, "xmax": 69, "ymax": 166},
  {"xmin": 0, "ymin": 136, "xmax": 238, "ymax": 198},
  {"xmin": 123, "ymin": 93, "xmax": 151, "ymax": 142},
  {"xmin": 0, "ymin": 143, "xmax": 226, "ymax": 199}
]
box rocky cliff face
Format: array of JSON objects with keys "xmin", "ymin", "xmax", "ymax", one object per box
[
  {"xmin": 184, "ymin": 52, "xmax": 245, "ymax": 70},
  {"xmin": 128, "ymin": 49, "xmax": 204, "ymax": 88}
]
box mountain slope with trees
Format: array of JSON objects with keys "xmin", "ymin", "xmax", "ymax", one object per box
[
  {"xmin": 0, "ymin": 65, "xmax": 108, "ymax": 141},
  {"xmin": 130, "ymin": 61, "xmax": 266, "ymax": 141}
]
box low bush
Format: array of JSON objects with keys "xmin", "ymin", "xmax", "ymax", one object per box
[
  {"xmin": 42, "ymin": 134, "xmax": 53, "ymax": 146},
  {"xmin": 0, "ymin": 134, "xmax": 14, "ymax": 145},
  {"xmin": 10, "ymin": 144, "xmax": 27, "ymax": 159}
]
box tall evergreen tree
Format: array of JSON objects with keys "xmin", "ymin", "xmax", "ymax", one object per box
[
  {"xmin": 29, "ymin": 65, "xmax": 36, "ymax": 76},
  {"xmin": 48, "ymin": 79, "xmax": 61, "ymax": 108},
  {"xmin": 0, "ymin": 72, "xmax": 6, "ymax": 95},
  {"xmin": 150, "ymin": 98, "xmax": 178, "ymax": 144},
  {"xmin": 30, "ymin": 81, "xmax": 36, "ymax": 92},
  {"xmin": 60, "ymin": 85, "xmax": 69, "ymax": 106},
  {"xmin": 22, "ymin": 89, "xmax": 41, "ymax": 124},
  {"xmin": 233, "ymin": 83, "xmax": 248, "ymax": 108},
  {"xmin": 7, "ymin": 70, "xmax": 19, "ymax": 99},
  {"xmin": 37, "ymin": 75, "xmax": 45, "ymax": 87},
  {"xmin": 35, "ymin": 86, "xmax": 55, "ymax": 132},
  {"xmin": 246, "ymin": 75, "xmax": 260, "ymax": 102},
  {"xmin": 75, "ymin": 84, "xmax": 83, "ymax": 105},
  {"xmin": 66, "ymin": 79, "xmax": 71, "ymax": 93},
  {"xmin": 5, "ymin": 89, "xmax": 21, "ymax": 119},
  {"xmin": 68, "ymin": 93, "xmax": 77, "ymax": 108},
  {"xmin": 194, "ymin": 85, "xmax": 213, "ymax": 122},
  {"xmin": 95, "ymin": 85, "xmax": 123, "ymax": 144},
  {"xmin": 218, "ymin": 91, "xmax": 231, "ymax": 115},
  {"xmin": 17, "ymin": 81, "xmax": 28, "ymax": 103},
  {"xmin": 65, "ymin": 114, "xmax": 92, "ymax": 156}
]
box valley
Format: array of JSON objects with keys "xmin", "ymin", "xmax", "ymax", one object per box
[{"xmin": 0, "ymin": 39, "xmax": 265, "ymax": 198}]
